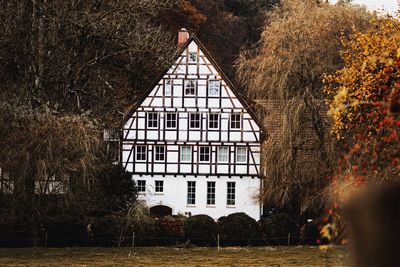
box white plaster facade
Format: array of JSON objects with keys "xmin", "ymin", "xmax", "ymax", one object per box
[{"xmin": 122, "ymin": 32, "xmax": 262, "ymax": 220}]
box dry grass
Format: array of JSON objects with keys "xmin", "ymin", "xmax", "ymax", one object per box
[{"xmin": 0, "ymin": 246, "xmax": 348, "ymax": 266}]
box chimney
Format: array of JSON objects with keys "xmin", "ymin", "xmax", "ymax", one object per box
[{"xmin": 177, "ymin": 28, "xmax": 190, "ymax": 49}]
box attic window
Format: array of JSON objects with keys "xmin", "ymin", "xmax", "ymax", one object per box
[
  {"xmin": 185, "ymin": 80, "xmax": 196, "ymax": 95},
  {"xmin": 165, "ymin": 79, "xmax": 172, "ymax": 96},
  {"xmin": 188, "ymin": 52, "xmax": 197, "ymax": 63},
  {"xmin": 208, "ymin": 80, "xmax": 221, "ymax": 96}
]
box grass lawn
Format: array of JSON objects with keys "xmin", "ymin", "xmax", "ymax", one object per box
[{"xmin": 0, "ymin": 246, "xmax": 348, "ymax": 266}]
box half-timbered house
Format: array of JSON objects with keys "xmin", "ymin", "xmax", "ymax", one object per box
[{"xmin": 122, "ymin": 29, "xmax": 262, "ymax": 220}]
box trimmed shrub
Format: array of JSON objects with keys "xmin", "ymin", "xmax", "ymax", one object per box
[
  {"xmin": 184, "ymin": 215, "xmax": 219, "ymax": 246},
  {"xmin": 260, "ymin": 213, "xmax": 299, "ymax": 245},
  {"xmin": 219, "ymin": 212, "xmax": 261, "ymax": 245}
]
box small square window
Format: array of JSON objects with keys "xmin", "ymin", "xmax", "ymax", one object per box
[
  {"xmin": 136, "ymin": 145, "xmax": 147, "ymax": 161},
  {"xmin": 208, "ymin": 80, "xmax": 221, "ymax": 96},
  {"xmin": 188, "ymin": 52, "xmax": 197, "ymax": 63},
  {"xmin": 236, "ymin": 147, "xmax": 247, "ymax": 163},
  {"xmin": 230, "ymin": 114, "xmax": 241, "ymax": 129},
  {"xmin": 189, "ymin": 113, "xmax": 201, "ymax": 129},
  {"xmin": 165, "ymin": 79, "xmax": 172, "ymax": 96},
  {"xmin": 185, "ymin": 80, "xmax": 196, "ymax": 95},
  {"xmin": 181, "ymin": 146, "xmax": 192, "ymax": 162},
  {"xmin": 155, "ymin": 146, "xmax": 165, "ymax": 161},
  {"xmin": 208, "ymin": 113, "xmax": 219, "ymax": 129},
  {"xmin": 147, "ymin": 112, "xmax": 158, "ymax": 128},
  {"xmin": 137, "ymin": 180, "xmax": 146, "ymax": 192},
  {"xmin": 155, "ymin": 180, "xmax": 164, "ymax": 193},
  {"xmin": 166, "ymin": 113, "xmax": 177, "ymax": 129},
  {"xmin": 199, "ymin": 146, "xmax": 210, "ymax": 162},
  {"xmin": 217, "ymin": 147, "xmax": 229, "ymax": 163}
]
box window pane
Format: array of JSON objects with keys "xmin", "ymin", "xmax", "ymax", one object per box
[
  {"xmin": 218, "ymin": 147, "xmax": 228, "ymax": 162},
  {"xmin": 230, "ymin": 114, "xmax": 241, "ymax": 129},
  {"xmin": 137, "ymin": 180, "xmax": 146, "ymax": 192},
  {"xmin": 227, "ymin": 182, "xmax": 235, "ymax": 205},
  {"xmin": 207, "ymin": 181, "xmax": 215, "ymax": 205},
  {"xmin": 189, "ymin": 113, "xmax": 200, "ymax": 129},
  {"xmin": 181, "ymin": 146, "xmax": 192, "ymax": 162},
  {"xmin": 136, "ymin": 145, "xmax": 147, "ymax": 161},
  {"xmin": 155, "ymin": 180, "xmax": 163, "ymax": 192},
  {"xmin": 166, "ymin": 113, "xmax": 177, "ymax": 128},
  {"xmin": 187, "ymin": 181, "xmax": 196, "ymax": 205},
  {"xmin": 236, "ymin": 147, "xmax": 247, "ymax": 163},
  {"xmin": 155, "ymin": 146, "xmax": 165, "ymax": 161},
  {"xmin": 208, "ymin": 113, "xmax": 219, "ymax": 129},
  {"xmin": 165, "ymin": 79, "xmax": 172, "ymax": 96},
  {"xmin": 208, "ymin": 80, "xmax": 220, "ymax": 96},
  {"xmin": 189, "ymin": 52, "xmax": 197, "ymax": 63},
  {"xmin": 199, "ymin": 146, "xmax": 210, "ymax": 162},
  {"xmin": 185, "ymin": 80, "xmax": 196, "ymax": 95},
  {"xmin": 147, "ymin": 112, "xmax": 158, "ymax": 128}
]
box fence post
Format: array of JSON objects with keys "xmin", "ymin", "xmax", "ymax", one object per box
[
  {"xmin": 132, "ymin": 231, "xmax": 135, "ymax": 248},
  {"xmin": 217, "ymin": 234, "xmax": 220, "ymax": 251},
  {"xmin": 287, "ymin": 233, "xmax": 291, "ymax": 246}
]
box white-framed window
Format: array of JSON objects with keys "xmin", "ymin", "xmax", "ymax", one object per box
[
  {"xmin": 208, "ymin": 113, "xmax": 219, "ymax": 129},
  {"xmin": 217, "ymin": 146, "xmax": 229, "ymax": 163},
  {"xmin": 208, "ymin": 80, "xmax": 221, "ymax": 96},
  {"xmin": 230, "ymin": 113, "xmax": 241, "ymax": 129},
  {"xmin": 199, "ymin": 146, "xmax": 210, "ymax": 162},
  {"xmin": 189, "ymin": 113, "xmax": 201, "ymax": 129},
  {"xmin": 236, "ymin": 147, "xmax": 247, "ymax": 163},
  {"xmin": 155, "ymin": 180, "xmax": 164, "ymax": 193},
  {"xmin": 187, "ymin": 181, "xmax": 196, "ymax": 205},
  {"xmin": 165, "ymin": 113, "xmax": 177, "ymax": 129},
  {"xmin": 227, "ymin": 182, "xmax": 236, "ymax": 206},
  {"xmin": 180, "ymin": 146, "xmax": 192, "ymax": 162},
  {"xmin": 147, "ymin": 112, "xmax": 158, "ymax": 128},
  {"xmin": 185, "ymin": 79, "xmax": 196, "ymax": 95},
  {"xmin": 188, "ymin": 52, "xmax": 197, "ymax": 63},
  {"xmin": 207, "ymin": 181, "xmax": 216, "ymax": 205},
  {"xmin": 137, "ymin": 180, "xmax": 146, "ymax": 192},
  {"xmin": 154, "ymin": 145, "xmax": 165, "ymax": 161},
  {"xmin": 165, "ymin": 79, "xmax": 172, "ymax": 96},
  {"xmin": 136, "ymin": 145, "xmax": 147, "ymax": 161}
]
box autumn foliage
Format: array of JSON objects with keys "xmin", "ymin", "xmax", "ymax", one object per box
[{"xmin": 325, "ymin": 18, "xmax": 400, "ymax": 203}]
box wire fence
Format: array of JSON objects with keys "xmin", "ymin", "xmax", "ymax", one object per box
[{"xmin": 0, "ymin": 234, "xmax": 319, "ymax": 248}]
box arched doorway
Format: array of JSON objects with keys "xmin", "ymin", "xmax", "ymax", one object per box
[{"xmin": 149, "ymin": 205, "xmax": 172, "ymax": 217}]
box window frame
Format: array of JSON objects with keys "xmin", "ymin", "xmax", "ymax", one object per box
[
  {"xmin": 199, "ymin": 146, "xmax": 211, "ymax": 163},
  {"xmin": 147, "ymin": 112, "xmax": 159, "ymax": 129},
  {"xmin": 155, "ymin": 180, "xmax": 164, "ymax": 193},
  {"xmin": 180, "ymin": 146, "xmax": 192, "ymax": 162},
  {"xmin": 137, "ymin": 180, "xmax": 146, "ymax": 193},
  {"xmin": 184, "ymin": 79, "xmax": 197, "ymax": 96},
  {"xmin": 189, "ymin": 113, "xmax": 201, "ymax": 129},
  {"xmin": 230, "ymin": 113, "xmax": 242, "ymax": 129},
  {"xmin": 154, "ymin": 145, "xmax": 166, "ymax": 162},
  {"xmin": 217, "ymin": 146, "xmax": 229, "ymax": 163},
  {"xmin": 188, "ymin": 52, "xmax": 197, "ymax": 64},
  {"xmin": 208, "ymin": 113, "xmax": 220, "ymax": 129},
  {"xmin": 208, "ymin": 80, "xmax": 221, "ymax": 96},
  {"xmin": 227, "ymin": 182, "xmax": 236, "ymax": 206},
  {"xmin": 235, "ymin": 147, "xmax": 247, "ymax": 163},
  {"xmin": 165, "ymin": 113, "xmax": 177, "ymax": 129},
  {"xmin": 165, "ymin": 79, "xmax": 172, "ymax": 96},
  {"xmin": 136, "ymin": 145, "xmax": 147, "ymax": 162},
  {"xmin": 207, "ymin": 181, "xmax": 216, "ymax": 205},
  {"xmin": 187, "ymin": 181, "xmax": 196, "ymax": 205}
]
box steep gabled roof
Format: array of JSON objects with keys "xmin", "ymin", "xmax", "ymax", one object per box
[{"xmin": 123, "ymin": 34, "xmax": 263, "ymax": 131}]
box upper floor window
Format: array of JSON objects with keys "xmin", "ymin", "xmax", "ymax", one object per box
[
  {"xmin": 230, "ymin": 114, "xmax": 241, "ymax": 129},
  {"xmin": 208, "ymin": 80, "xmax": 221, "ymax": 96},
  {"xmin": 227, "ymin": 182, "xmax": 236, "ymax": 206},
  {"xmin": 136, "ymin": 145, "xmax": 147, "ymax": 161},
  {"xmin": 166, "ymin": 113, "xmax": 177, "ymax": 129},
  {"xmin": 189, "ymin": 113, "xmax": 201, "ymax": 129},
  {"xmin": 208, "ymin": 113, "xmax": 219, "ymax": 129},
  {"xmin": 147, "ymin": 112, "xmax": 158, "ymax": 128},
  {"xmin": 137, "ymin": 180, "xmax": 146, "ymax": 192},
  {"xmin": 154, "ymin": 145, "xmax": 165, "ymax": 162},
  {"xmin": 217, "ymin": 146, "xmax": 229, "ymax": 163},
  {"xmin": 188, "ymin": 52, "xmax": 197, "ymax": 63},
  {"xmin": 199, "ymin": 146, "xmax": 210, "ymax": 162},
  {"xmin": 165, "ymin": 79, "xmax": 172, "ymax": 96},
  {"xmin": 155, "ymin": 180, "xmax": 164, "ymax": 193},
  {"xmin": 181, "ymin": 146, "xmax": 192, "ymax": 162},
  {"xmin": 185, "ymin": 80, "xmax": 196, "ymax": 96},
  {"xmin": 236, "ymin": 147, "xmax": 247, "ymax": 163}
]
